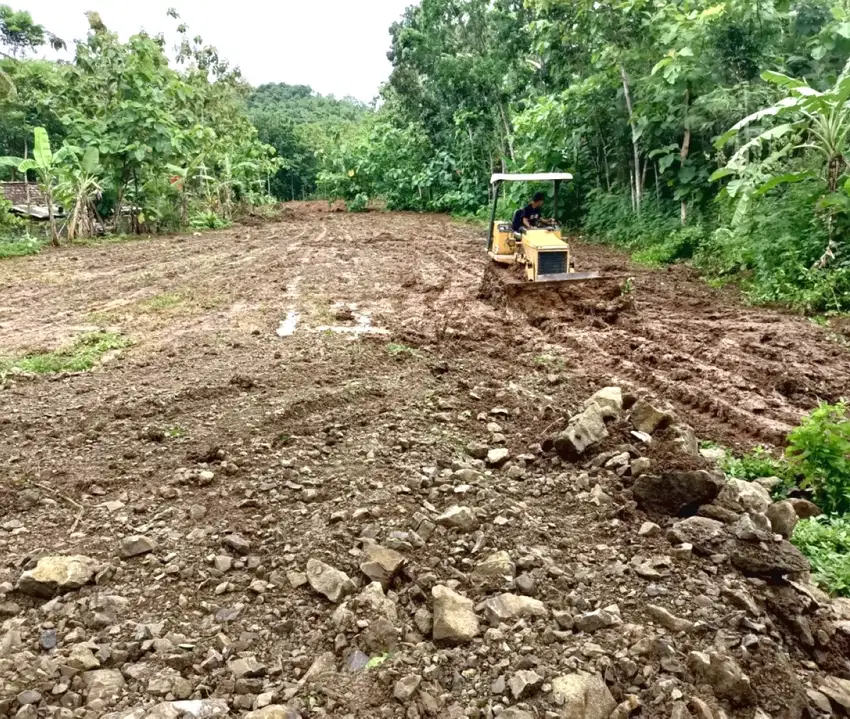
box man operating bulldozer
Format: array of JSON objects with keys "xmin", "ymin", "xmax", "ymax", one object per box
[{"xmin": 512, "ymin": 191, "xmax": 547, "ymax": 235}]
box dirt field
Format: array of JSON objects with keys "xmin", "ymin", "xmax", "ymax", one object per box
[{"xmin": 1, "ymin": 204, "xmax": 850, "ymax": 718}]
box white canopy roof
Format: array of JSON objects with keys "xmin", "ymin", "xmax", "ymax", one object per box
[{"xmin": 491, "ymin": 172, "xmax": 573, "ymax": 184}]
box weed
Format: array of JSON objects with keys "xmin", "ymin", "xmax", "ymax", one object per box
[
  {"xmin": 140, "ymin": 293, "xmax": 183, "ymax": 312},
  {"xmin": 0, "ymin": 234, "xmax": 45, "ymax": 258},
  {"xmin": 165, "ymin": 425, "xmax": 186, "ymax": 439},
  {"xmin": 792, "ymin": 516, "xmax": 850, "ymax": 596},
  {"xmin": 386, "ymin": 342, "xmax": 419, "ymax": 358},
  {"xmin": 0, "ymin": 331, "xmax": 130, "ymax": 375},
  {"xmin": 786, "ymin": 401, "xmax": 850, "ymax": 515},
  {"xmin": 722, "ymin": 445, "xmax": 789, "ymax": 482},
  {"xmin": 190, "ymin": 211, "xmax": 230, "ymax": 230}
]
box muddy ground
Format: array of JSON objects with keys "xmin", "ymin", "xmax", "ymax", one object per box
[{"xmin": 1, "ymin": 204, "xmax": 849, "ymax": 719}]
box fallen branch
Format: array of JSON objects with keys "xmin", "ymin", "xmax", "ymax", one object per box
[{"xmin": 26, "ymin": 479, "xmax": 84, "ymax": 510}]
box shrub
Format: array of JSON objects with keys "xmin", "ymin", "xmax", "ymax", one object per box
[
  {"xmin": 785, "ymin": 402, "xmax": 850, "ymax": 516},
  {"xmin": 792, "ymin": 516, "xmax": 850, "ymax": 596}
]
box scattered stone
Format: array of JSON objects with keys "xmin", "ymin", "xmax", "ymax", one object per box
[
  {"xmin": 731, "ymin": 513, "xmax": 772, "ymax": 542},
  {"xmin": 246, "ymin": 707, "xmax": 301, "ymax": 719},
  {"xmin": 359, "ymin": 542, "xmax": 406, "ymax": 585},
  {"xmin": 487, "ymin": 447, "xmax": 510, "ymax": 466},
  {"xmin": 471, "ymin": 551, "xmax": 515, "ymax": 583},
  {"xmin": 305, "ymin": 558, "xmax": 355, "ymax": 603},
  {"xmin": 509, "ymin": 669, "xmax": 543, "ymax": 700},
  {"xmin": 729, "ymin": 539, "xmax": 809, "ymax": 578},
  {"xmin": 586, "ymin": 386, "xmax": 623, "ymax": 418},
  {"xmin": 788, "ymin": 498, "xmax": 822, "ymax": 519},
  {"xmin": 589, "ymin": 483, "xmax": 613, "ymax": 505},
  {"xmin": 69, "ymin": 643, "xmax": 101, "ymax": 670},
  {"xmin": 639, "ymin": 521, "xmax": 662, "ymax": 538},
  {"xmin": 394, "ymin": 675, "xmax": 422, "ymax": 701},
  {"xmin": 434, "ymin": 505, "xmax": 478, "ymax": 531},
  {"xmin": 630, "ymin": 398, "xmax": 670, "ymax": 434},
  {"xmin": 466, "ymin": 441, "xmax": 489, "ymax": 460},
  {"xmin": 554, "ymin": 403, "xmax": 609, "ymax": 460},
  {"xmin": 610, "ymin": 696, "xmax": 641, "ymax": 719},
  {"xmin": 820, "ymin": 676, "xmax": 850, "ymax": 710},
  {"xmin": 631, "ymin": 457, "xmax": 652, "ymax": 477},
  {"xmin": 575, "ymin": 604, "xmax": 621, "ymax": 633},
  {"xmin": 84, "ymin": 669, "xmax": 126, "ymax": 706},
  {"xmin": 702, "ymin": 653, "xmax": 754, "ymax": 705},
  {"xmin": 647, "ymin": 604, "xmax": 694, "ymax": 633},
  {"xmin": 667, "ymin": 517, "xmax": 726, "ymax": 555},
  {"xmin": 808, "ymin": 688, "xmax": 836, "ymax": 713},
  {"xmin": 500, "ymin": 710, "xmax": 534, "ymax": 719},
  {"xmin": 717, "ymin": 479, "xmax": 771, "ymax": 515},
  {"xmin": 223, "ymin": 533, "xmax": 251, "ymax": 555},
  {"xmin": 432, "ymin": 585, "xmax": 479, "ymax": 644},
  {"xmin": 550, "ymin": 672, "xmax": 616, "ymax": 719},
  {"xmin": 120, "ymin": 535, "xmax": 157, "ymax": 558},
  {"xmin": 767, "ymin": 500, "xmax": 799, "ymax": 538},
  {"xmin": 633, "ymin": 471, "xmax": 725, "ymax": 516},
  {"xmin": 17, "ymin": 555, "xmax": 99, "ymax": 597},
  {"xmin": 478, "ymin": 593, "xmax": 548, "ymax": 623},
  {"xmin": 670, "ymin": 702, "xmax": 694, "ymax": 719}
]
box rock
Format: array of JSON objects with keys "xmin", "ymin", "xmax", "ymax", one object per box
[
  {"xmin": 704, "ymin": 653, "xmax": 754, "ymax": 705},
  {"xmin": 670, "ymin": 702, "xmax": 693, "ymax": 719},
  {"xmin": 500, "ymin": 710, "xmax": 535, "ymax": 719},
  {"xmin": 359, "ymin": 542, "xmax": 406, "ymax": 585},
  {"xmin": 575, "ymin": 604, "xmax": 621, "ymax": 633},
  {"xmin": 698, "ymin": 504, "xmax": 741, "ymax": 525},
  {"xmin": 478, "ymin": 593, "xmax": 548, "ymax": 623},
  {"xmin": 228, "ymin": 656, "xmax": 266, "ymax": 678},
  {"xmin": 753, "ymin": 476, "xmax": 782, "ymax": 493},
  {"xmin": 729, "ymin": 539, "xmax": 809, "ymax": 578},
  {"xmin": 689, "ymin": 697, "xmax": 716, "ymax": 719},
  {"xmin": 471, "ymin": 551, "xmax": 515, "ymax": 583},
  {"xmin": 731, "ymin": 513, "xmax": 772, "ymax": 542},
  {"xmin": 434, "ymin": 505, "xmax": 478, "ymax": 531},
  {"xmin": 432, "ymin": 585, "xmax": 479, "ymax": 644},
  {"xmin": 610, "ymin": 696, "xmax": 641, "ymax": 719},
  {"xmin": 305, "ymin": 559, "xmax": 355, "ymax": 603},
  {"xmin": 631, "ymin": 457, "xmax": 652, "ymax": 477},
  {"xmin": 586, "ymin": 387, "xmax": 623, "ymax": 418},
  {"xmin": 83, "ymin": 669, "xmax": 126, "ymax": 706},
  {"xmin": 647, "ymin": 604, "xmax": 694, "ymax": 633},
  {"xmin": 788, "ymin": 498, "xmax": 822, "ymax": 519},
  {"xmin": 509, "ymin": 669, "xmax": 543, "ymax": 700},
  {"xmin": 589, "ymin": 484, "xmax": 613, "ymax": 505},
  {"xmin": 666, "ymin": 517, "xmax": 726, "ymax": 555},
  {"xmin": 223, "ymin": 533, "xmax": 251, "ymax": 555},
  {"xmin": 394, "ymin": 674, "xmax": 422, "ymax": 701},
  {"xmin": 466, "ymin": 441, "xmax": 489, "ymax": 460},
  {"xmin": 246, "ymin": 708, "xmax": 301, "ymax": 719},
  {"xmin": 700, "ymin": 446, "xmax": 727, "ymax": 463},
  {"xmin": 120, "ymin": 535, "xmax": 157, "ymax": 558},
  {"xmin": 17, "ymin": 555, "xmax": 99, "ymax": 597},
  {"xmin": 717, "ymin": 479, "xmax": 771, "ymax": 515},
  {"xmin": 765, "ymin": 501, "xmax": 798, "ymax": 539},
  {"xmin": 69, "ymin": 643, "xmax": 101, "ymax": 670},
  {"xmin": 633, "ymin": 471, "xmax": 725, "ymax": 516},
  {"xmin": 639, "ymin": 521, "xmax": 662, "ymax": 537},
  {"xmin": 820, "ymin": 676, "xmax": 850, "ymax": 710},
  {"xmin": 630, "ymin": 398, "xmax": 670, "ymax": 434},
  {"xmin": 806, "ymin": 689, "xmax": 833, "ymax": 714},
  {"xmin": 355, "ymin": 582, "xmax": 398, "ymax": 623},
  {"xmin": 720, "ymin": 587, "xmax": 761, "ymax": 617},
  {"xmin": 487, "ymin": 448, "xmax": 510, "ymax": 466},
  {"xmin": 160, "ymin": 701, "xmax": 230, "ymax": 718},
  {"xmin": 554, "ymin": 403, "xmax": 609, "ymax": 460},
  {"xmin": 550, "ymin": 672, "xmax": 616, "ymax": 719},
  {"xmin": 672, "ymin": 423, "xmax": 700, "ymax": 456}
]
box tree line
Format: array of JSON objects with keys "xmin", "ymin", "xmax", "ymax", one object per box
[{"xmin": 317, "ymin": 0, "xmax": 850, "ymax": 312}]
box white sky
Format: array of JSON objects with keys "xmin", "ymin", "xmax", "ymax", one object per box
[{"xmin": 20, "ymin": 0, "xmax": 414, "ymax": 101}]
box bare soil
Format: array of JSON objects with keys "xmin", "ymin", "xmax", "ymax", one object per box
[{"xmin": 1, "ymin": 204, "xmax": 849, "ymax": 718}]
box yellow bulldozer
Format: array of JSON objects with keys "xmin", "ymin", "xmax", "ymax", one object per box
[{"xmin": 486, "ymin": 172, "xmax": 603, "ymax": 284}]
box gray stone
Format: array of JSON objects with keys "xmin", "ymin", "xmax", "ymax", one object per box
[
  {"xmin": 705, "ymin": 653, "xmax": 754, "ymax": 705},
  {"xmin": 585, "ymin": 387, "xmax": 623, "ymax": 418},
  {"xmin": 729, "ymin": 539, "xmax": 809, "ymax": 578},
  {"xmin": 820, "ymin": 676, "xmax": 850, "ymax": 710},
  {"xmin": 305, "ymin": 559, "xmax": 355, "ymax": 603},
  {"xmin": 499, "ymin": 710, "xmax": 535, "ymax": 719},
  {"xmin": 667, "ymin": 517, "xmax": 726, "ymax": 555},
  {"xmin": 432, "ymin": 585, "xmax": 479, "ymax": 644},
  {"xmin": 731, "ymin": 513, "xmax": 772, "ymax": 542},
  {"xmin": 575, "ymin": 604, "xmax": 621, "ymax": 633},
  {"xmin": 223, "ymin": 534, "xmax": 251, "ymax": 555},
  {"xmin": 466, "ymin": 442, "xmax": 489, "ymax": 460},
  {"xmin": 17, "ymin": 555, "xmax": 99, "ymax": 598},
  {"xmin": 471, "ymin": 551, "xmax": 515, "ymax": 583},
  {"xmin": 766, "ymin": 501, "xmax": 799, "ymax": 538},
  {"xmin": 717, "ymin": 479, "xmax": 771, "ymax": 514},
  {"xmin": 246, "ymin": 708, "xmax": 301, "ymax": 719},
  {"xmin": 434, "ymin": 505, "xmax": 478, "ymax": 531},
  {"xmin": 631, "ymin": 457, "xmax": 652, "ymax": 477},
  {"xmin": 639, "ymin": 521, "xmax": 662, "ymax": 537},
  {"xmin": 550, "ymin": 673, "xmax": 616, "ymax": 719},
  {"xmin": 630, "ymin": 398, "xmax": 670, "ymax": 434},
  {"xmin": 647, "ymin": 604, "xmax": 694, "ymax": 633},
  {"xmin": 120, "ymin": 535, "xmax": 157, "ymax": 558},
  {"xmin": 788, "ymin": 498, "xmax": 822, "ymax": 519},
  {"xmin": 670, "ymin": 702, "xmax": 694, "ymax": 719},
  {"xmin": 359, "ymin": 542, "xmax": 406, "ymax": 585},
  {"xmin": 69, "ymin": 643, "xmax": 101, "ymax": 670},
  {"xmin": 487, "ymin": 447, "xmax": 510, "ymax": 466},
  {"xmin": 228, "ymin": 656, "xmax": 266, "ymax": 678},
  {"xmin": 478, "ymin": 593, "xmax": 548, "ymax": 624},
  {"xmin": 633, "ymin": 471, "xmax": 725, "ymax": 516},
  {"xmin": 554, "ymin": 403, "xmax": 609, "ymax": 460},
  {"xmin": 609, "ymin": 696, "xmax": 641, "ymax": 719},
  {"xmin": 393, "ymin": 674, "xmax": 422, "ymax": 701},
  {"xmin": 83, "ymin": 669, "xmax": 126, "ymax": 707},
  {"xmin": 509, "ymin": 669, "xmax": 543, "ymax": 700}
]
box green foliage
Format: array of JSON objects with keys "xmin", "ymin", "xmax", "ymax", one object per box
[
  {"xmin": 722, "ymin": 445, "xmax": 790, "ymax": 481},
  {"xmin": 0, "ymin": 331, "xmax": 129, "ymax": 374},
  {"xmin": 792, "ymin": 515, "xmax": 850, "ymax": 596},
  {"xmin": 190, "ymin": 211, "xmax": 230, "ymax": 230},
  {"xmin": 786, "ymin": 401, "xmax": 850, "ymax": 515},
  {"xmin": 0, "ymin": 232, "xmax": 42, "ymax": 258}
]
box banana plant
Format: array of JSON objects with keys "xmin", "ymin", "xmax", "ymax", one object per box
[{"xmin": 56, "ymin": 146, "xmax": 103, "ymax": 240}]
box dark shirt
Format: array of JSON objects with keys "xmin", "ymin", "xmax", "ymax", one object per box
[{"xmin": 512, "ymin": 204, "xmax": 541, "ymax": 232}]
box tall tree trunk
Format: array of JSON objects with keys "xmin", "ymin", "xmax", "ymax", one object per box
[
  {"xmin": 24, "ymin": 138, "xmax": 31, "ymax": 212},
  {"xmin": 620, "ymin": 64, "xmax": 642, "ymax": 214},
  {"xmin": 680, "ymin": 89, "xmax": 692, "ymax": 226},
  {"xmin": 498, "ymin": 101, "xmax": 516, "ymax": 164},
  {"xmin": 46, "ymin": 186, "xmax": 58, "ymax": 247}
]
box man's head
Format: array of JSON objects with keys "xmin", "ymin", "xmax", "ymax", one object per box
[{"xmin": 531, "ymin": 191, "xmax": 545, "ymax": 209}]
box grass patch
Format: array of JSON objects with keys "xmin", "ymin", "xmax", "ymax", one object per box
[
  {"xmin": 792, "ymin": 516, "xmax": 850, "ymax": 596},
  {"xmin": 0, "ymin": 235, "xmax": 46, "ymax": 259},
  {"xmin": 386, "ymin": 342, "xmax": 419, "ymax": 359},
  {"xmin": 0, "ymin": 331, "xmax": 130, "ymax": 375},
  {"xmin": 140, "ymin": 293, "xmax": 184, "ymax": 312}
]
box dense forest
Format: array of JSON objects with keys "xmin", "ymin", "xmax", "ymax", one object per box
[{"xmin": 3, "ymin": 1, "xmax": 850, "ymax": 311}]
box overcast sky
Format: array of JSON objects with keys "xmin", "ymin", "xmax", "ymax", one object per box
[{"xmin": 21, "ymin": 0, "xmax": 414, "ymax": 101}]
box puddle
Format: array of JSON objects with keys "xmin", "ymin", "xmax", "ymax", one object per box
[{"xmin": 276, "ymin": 310, "xmax": 300, "ymax": 337}]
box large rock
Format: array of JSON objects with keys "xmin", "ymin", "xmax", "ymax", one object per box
[
  {"xmin": 305, "ymin": 559, "xmax": 355, "ymax": 603},
  {"xmin": 667, "ymin": 517, "xmax": 727, "ymax": 554},
  {"xmin": 705, "ymin": 653, "xmax": 754, "ymax": 705},
  {"xmin": 585, "ymin": 387, "xmax": 623, "ymax": 419},
  {"xmin": 245, "ymin": 708, "xmax": 301, "ymax": 719},
  {"xmin": 575, "ymin": 604, "xmax": 621, "ymax": 633},
  {"xmin": 554, "ymin": 403, "xmax": 608, "ymax": 460},
  {"xmin": 84, "ymin": 669, "xmax": 126, "ymax": 707},
  {"xmin": 717, "ymin": 479, "xmax": 771, "ymax": 514},
  {"xmin": 434, "ymin": 505, "xmax": 478, "ymax": 531},
  {"xmin": 432, "ymin": 585, "xmax": 479, "ymax": 644},
  {"xmin": 820, "ymin": 676, "xmax": 850, "ymax": 711},
  {"xmin": 550, "ymin": 673, "xmax": 616, "ymax": 719},
  {"xmin": 647, "ymin": 604, "xmax": 694, "ymax": 633},
  {"xmin": 729, "ymin": 539, "xmax": 809, "ymax": 578},
  {"xmin": 478, "ymin": 593, "xmax": 548, "ymax": 624},
  {"xmin": 145, "ymin": 701, "xmax": 230, "ymax": 718},
  {"xmin": 630, "ymin": 398, "xmax": 670, "ymax": 434},
  {"xmin": 359, "ymin": 542, "xmax": 406, "ymax": 585},
  {"xmin": 120, "ymin": 535, "xmax": 157, "ymax": 558},
  {"xmin": 633, "ymin": 471, "xmax": 725, "ymax": 516},
  {"xmin": 788, "ymin": 498, "xmax": 822, "ymax": 519},
  {"xmin": 471, "ymin": 551, "xmax": 515, "ymax": 584},
  {"xmin": 18, "ymin": 555, "xmax": 100, "ymax": 597}
]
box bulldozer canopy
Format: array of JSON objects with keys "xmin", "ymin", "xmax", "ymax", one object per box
[{"xmin": 490, "ymin": 173, "xmax": 573, "ymax": 184}]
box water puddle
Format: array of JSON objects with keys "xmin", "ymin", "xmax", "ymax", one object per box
[{"xmin": 276, "ymin": 310, "xmax": 300, "ymax": 337}]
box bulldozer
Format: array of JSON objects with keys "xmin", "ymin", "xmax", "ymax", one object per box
[{"xmin": 486, "ymin": 172, "xmax": 602, "ymax": 283}]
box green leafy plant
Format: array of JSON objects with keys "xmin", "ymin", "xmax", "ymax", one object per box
[
  {"xmin": 722, "ymin": 445, "xmax": 789, "ymax": 481},
  {"xmin": 0, "ymin": 331, "xmax": 129, "ymax": 375},
  {"xmin": 190, "ymin": 211, "xmax": 229, "ymax": 230},
  {"xmin": 792, "ymin": 515, "xmax": 850, "ymax": 596},
  {"xmin": 786, "ymin": 401, "xmax": 850, "ymax": 515}
]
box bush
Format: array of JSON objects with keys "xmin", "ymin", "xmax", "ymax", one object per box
[
  {"xmin": 792, "ymin": 516, "xmax": 850, "ymax": 596},
  {"xmin": 722, "ymin": 445, "xmax": 789, "ymax": 481},
  {"xmin": 785, "ymin": 402, "xmax": 850, "ymax": 516}
]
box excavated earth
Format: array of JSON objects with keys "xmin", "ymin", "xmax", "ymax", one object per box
[{"xmin": 1, "ymin": 203, "xmax": 850, "ymax": 719}]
